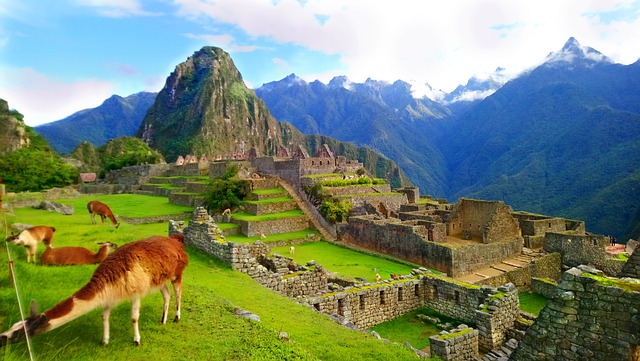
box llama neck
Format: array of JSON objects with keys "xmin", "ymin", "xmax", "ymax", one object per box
[
  {"xmin": 42, "ymin": 295, "xmax": 104, "ymax": 332},
  {"xmin": 107, "ymin": 215, "xmax": 118, "ymax": 225}
]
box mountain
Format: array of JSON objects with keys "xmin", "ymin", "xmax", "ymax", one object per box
[
  {"xmin": 35, "ymin": 92, "xmax": 157, "ymax": 154},
  {"xmin": 441, "ymin": 37, "xmax": 640, "ymax": 240},
  {"xmin": 0, "ymin": 99, "xmax": 31, "ymax": 156},
  {"xmin": 136, "ymin": 47, "xmax": 410, "ymax": 187},
  {"xmin": 256, "ymin": 38, "xmax": 640, "ymax": 241},
  {"xmin": 255, "ymin": 74, "xmax": 453, "ymax": 196}
]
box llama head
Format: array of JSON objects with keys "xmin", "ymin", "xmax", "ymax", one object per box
[
  {"xmin": 5, "ymin": 233, "xmax": 22, "ymax": 246},
  {"xmin": 0, "ymin": 300, "xmax": 47, "ymax": 347},
  {"xmin": 96, "ymin": 241, "xmax": 118, "ymax": 250}
]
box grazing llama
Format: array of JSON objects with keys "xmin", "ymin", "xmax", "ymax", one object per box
[
  {"xmin": 5, "ymin": 225, "xmax": 56, "ymax": 263},
  {"xmin": 87, "ymin": 200, "xmax": 119, "ymax": 228},
  {"xmin": 0, "ymin": 234, "xmax": 188, "ymax": 346},
  {"xmin": 41, "ymin": 242, "xmax": 118, "ymax": 266}
]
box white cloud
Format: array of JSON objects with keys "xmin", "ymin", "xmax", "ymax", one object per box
[
  {"xmin": 75, "ymin": 0, "xmax": 159, "ymax": 17},
  {"xmin": 172, "ymin": 0, "xmax": 640, "ymax": 92},
  {"xmin": 0, "ymin": 67, "xmax": 115, "ymax": 126},
  {"xmin": 184, "ymin": 33, "xmax": 258, "ymax": 52}
]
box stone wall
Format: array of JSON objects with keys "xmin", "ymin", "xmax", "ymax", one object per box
[
  {"xmin": 618, "ymin": 248, "xmax": 640, "ymax": 278},
  {"xmin": 510, "ymin": 266, "xmax": 640, "ymax": 361},
  {"xmin": 244, "ymin": 199, "xmax": 297, "ymax": 216},
  {"xmin": 448, "ymin": 199, "xmax": 521, "ymax": 244},
  {"xmin": 302, "ymin": 276, "xmax": 425, "ymax": 329},
  {"xmin": 430, "ymin": 326, "xmax": 479, "ymax": 361},
  {"xmin": 168, "ymin": 192, "xmax": 205, "ymax": 207},
  {"xmin": 233, "ymin": 216, "xmax": 311, "ymax": 237},
  {"xmin": 324, "ymin": 184, "xmax": 392, "ymax": 197},
  {"xmin": 477, "ymin": 253, "xmax": 562, "ymax": 289},
  {"xmin": 79, "ymin": 183, "xmax": 140, "ymax": 194},
  {"xmin": 339, "ymin": 215, "xmax": 524, "ymax": 277},
  {"xmin": 475, "ymin": 283, "xmax": 520, "ymax": 351},
  {"xmin": 105, "ymin": 164, "xmax": 171, "ymax": 185},
  {"xmin": 544, "ymin": 232, "xmax": 626, "ymax": 276},
  {"xmin": 530, "ymin": 277, "xmax": 558, "ymax": 299}
]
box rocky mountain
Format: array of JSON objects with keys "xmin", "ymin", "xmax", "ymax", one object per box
[
  {"xmin": 256, "ymin": 38, "xmax": 640, "ymax": 241},
  {"xmin": 136, "ymin": 46, "xmax": 410, "ymax": 187},
  {"xmin": 35, "ymin": 92, "xmax": 157, "ymax": 154}
]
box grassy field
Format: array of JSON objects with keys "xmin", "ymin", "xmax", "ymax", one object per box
[
  {"xmin": 271, "ymin": 242, "xmax": 418, "ymax": 282},
  {"xmin": 0, "ymin": 194, "xmax": 426, "ymax": 361},
  {"xmin": 225, "ymin": 229, "xmax": 320, "ymax": 244},
  {"xmin": 518, "ymin": 292, "xmax": 549, "ymax": 316}
]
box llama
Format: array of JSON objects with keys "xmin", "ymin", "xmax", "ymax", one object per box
[
  {"xmin": 0, "ymin": 234, "xmax": 188, "ymax": 346},
  {"xmin": 5, "ymin": 225, "xmax": 56, "ymax": 263},
  {"xmin": 41, "ymin": 242, "xmax": 118, "ymax": 266},
  {"xmin": 87, "ymin": 200, "xmax": 119, "ymax": 228}
]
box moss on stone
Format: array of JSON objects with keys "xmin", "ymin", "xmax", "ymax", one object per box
[
  {"xmin": 533, "ymin": 277, "xmax": 558, "ymax": 286},
  {"xmin": 435, "ymin": 327, "xmax": 473, "ymax": 340},
  {"xmin": 582, "ymin": 272, "xmax": 640, "ymax": 292}
]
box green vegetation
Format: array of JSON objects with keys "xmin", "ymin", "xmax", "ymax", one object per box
[
  {"xmin": 582, "ymin": 272, "xmax": 640, "ymax": 292},
  {"xmin": 370, "ymin": 308, "xmax": 463, "ymax": 350},
  {"xmin": 271, "ymin": 242, "xmax": 416, "ymax": 281},
  {"xmin": 518, "ymin": 292, "xmax": 548, "ymax": 316},
  {"xmin": 252, "ymin": 188, "xmax": 288, "ymax": 195},
  {"xmin": 0, "ymin": 194, "xmax": 425, "ymax": 361},
  {"xmin": 435, "ymin": 327, "xmax": 473, "ymax": 340},
  {"xmin": 318, "ymin": 177, "xmax": 385, "ymax": 187},
  {"xmin": 244, "ymin": 196, "xmax": 293, "ymax": 204},
  {"xmin": 202, "ymin": 164, "xmax": 250, "ymax": 214},
  {"xmin": 319, "ymin": 198, "xmax": 352, "ymax": 223}
]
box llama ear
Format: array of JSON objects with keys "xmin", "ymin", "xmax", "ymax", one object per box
[{"xmin": 30, "ymin": 300, "xmax": 38, "ymax": 317}]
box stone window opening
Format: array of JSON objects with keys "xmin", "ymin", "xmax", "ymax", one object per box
[
  {"xmin": 548, "ymin": 222, "xmax": 552, "ymax": 228},
  {"xmin": 398, "ymin": 287, "xmax": 403, "ymax": 302},
  {"xmin": 593, "ymin": 239, "xmax": 598, "ymax": 246},
  {"xmin": 414, "ymin": 284, "xmax": 420, "ymax": 297},
  {"xmin": 337, "ymin": 298, "xmax": 345, "ymax": 316},
  {"xmin": 454, "ymin": 290, "xmax": 460, "ymax": 304},
  {"xmin": 314, "ymin": 303, "xmax": 320, "ymax": 311},
  {"xmin": 380, "ymin": 290, "xmax": 385, "ymax": 305},
  {"xmin": 359, "ymin": 295, "xmax": 365, "ymax": 310}
]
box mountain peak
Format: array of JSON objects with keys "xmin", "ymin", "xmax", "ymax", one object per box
[{"xmin": 544, "ymin": 37, "xmax": 613, "ymax": 66}]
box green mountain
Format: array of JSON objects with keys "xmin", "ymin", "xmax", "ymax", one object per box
[
  {"xmin": 35, "ymin": 92, "xmax": 157, "ymax": 154},
  {"xmin": 136, "ymin": 46, "xmax": 410, "ymax": 187}
]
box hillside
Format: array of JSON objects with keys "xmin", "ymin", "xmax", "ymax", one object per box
[{"xmin": 35, "ymin": 92, "xmax": 157, "ymax": 154}]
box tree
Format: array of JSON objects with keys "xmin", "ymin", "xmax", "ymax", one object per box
[
  {"xmin": 202, "ymin": 164, "xmax": 250, "ymax": 214},
  {"xmin": 320, "ymin": 199, "xmax": 352, "ymax": 224}
]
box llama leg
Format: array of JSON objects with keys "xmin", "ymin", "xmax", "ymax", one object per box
[
  {"xmin": 102, "ymin": 306, "xmax": 112, "ymax": 345},
  {"xmin": 131, "ymin": 297, "xmax": 141, "ymax": 346},
  {"xmin": 100, "ymin": 215, "xmax": 106, "ymax": 224},
  {"xmin": 173, "ymin": 278, "xmax": 183, "ymax": 323},
  {"xmin": 27, "ymin": 245, "xmax": 36, "ymax": 263},
  {"xmin": 160, "ymin": 283, "xmax": 170, "ymax": 324},
  {"xmin": 90, "ymin": 213, "xmax": 96, "ymax": 224}
]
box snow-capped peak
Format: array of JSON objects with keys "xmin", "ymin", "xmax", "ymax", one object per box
[{"xmin": 544, "ymin": 37, "xmax": 613, "ymax": 65}]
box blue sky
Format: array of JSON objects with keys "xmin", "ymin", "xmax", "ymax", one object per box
[{"xmin": 1, "ymin": 0, "xmax": 639, "ymax": 126}]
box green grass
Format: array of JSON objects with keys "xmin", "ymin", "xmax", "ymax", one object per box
[
  {"xmin": 251, "ymin": 188, "xmax": 287, "ymax": 195},
  {"xmin": 231, "ymin": 210, "xmax": 305, "ymax": 222},
  {"xmin": 226, "ymin": 230, "xmax": 320, "ymax": 244},
  {"xmin": 217, "ymin": 222, "xmax": 240, "ymax": 230},
  {"xmin": 518, "ymin": 292, "xmax": 549, "ymax": 316},
  {"xmin": 271, "ymin": 242, "xmax": 417, "ymax": 282},
  {"xmin": 0, "ymin": 194, "xmax": 425, "ymax": 361},
  {"xmin": 244, "ymin": 196, "xmax": 293, "ymax": 204},
  {"xmin": 301, "ymin": 173, "xmax": 342, "ymax": 179},
  {"xmin": 370, "ymin": 308, "xmax": 463, "ymax": 350}
]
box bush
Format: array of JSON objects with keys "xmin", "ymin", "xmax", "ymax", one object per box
[
  {"xmin": 320, "ymin": 198, "xmax": 352, "ymax": 223},
  {"xmin": 203, "ymin": 164, "xmax": 250, "ymax": 214}
]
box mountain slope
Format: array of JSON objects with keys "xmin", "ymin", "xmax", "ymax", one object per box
[
  {"xmin": 442, "ymin": 38, "xmax": 640, "ymax": 240},
  {"xmin": 35, "ymin": 92, "xmax": 156, "ymax": 154}
]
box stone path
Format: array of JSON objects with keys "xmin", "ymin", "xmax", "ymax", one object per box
[{"xmin": 455, "ymin": 252, "xmax": 536, "ymax": 284}]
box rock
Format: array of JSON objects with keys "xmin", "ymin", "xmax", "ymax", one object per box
[{"xmin": 35, "ymin": 201, "xmax": 74, "ymax": 215}]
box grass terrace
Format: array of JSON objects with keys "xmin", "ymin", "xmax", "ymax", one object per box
[
  {"xmin": 518, "ymin": 292, "xmax": 548, "ymax": 316},
  {"xmin": 251, "ymin": 188, "xmax": 289, "ymax": 195},
  {"xmin": 271, "ymin": 242, "xmax": 417, "ymax": 282},
  {"xmin": 226, "ymin": 229, "xmax": 320, "ymax": 244},
  {"xmin": 244, "ymin": 196, "xmax": 293, "ymax": 204},
  {"xmin": 231, "ymin": 210, "xmax": 305, "ymax": 221}
]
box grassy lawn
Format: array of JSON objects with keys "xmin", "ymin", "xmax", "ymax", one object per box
[
  {"xmin": 271, "ymin": 242, "xmax": 418, "ymax": 282},
  {"xmin": 518, "ymin": 292, "xmax": 549, "ymax": 316},
  {"xmin": 0, "ymin": 194, "xmax": 425, "ymax": 361},
  {"xmin": 370, "ymin": 308, "xmax": 463, "ymax": 350},
  {"xmin": 226, "ymin": 229, "xmax": 320, "ymax": 244},
  {"xmin": 251, "ymin": 188, "xmax": 287, "ymax": 195}
]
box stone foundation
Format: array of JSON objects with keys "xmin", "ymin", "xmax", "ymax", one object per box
[{"xmin": 429, "ymin": 325, "xmax": 479, "ymax": 361}]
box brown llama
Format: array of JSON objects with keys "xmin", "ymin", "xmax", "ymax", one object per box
[
  {"xmin": 41, "ymin": 242, "xmax": 118, "ymax": 266},
  {"xmin": 0, "ymin": 234, "xmax": 188, "ymax": 346},
  {"xmin": 5, "ymin": 225, "xmax": 56, "ymax": 263},
  {"xmin": 87, "ymin": 200, "xmax": 119, "ymax": 228}
]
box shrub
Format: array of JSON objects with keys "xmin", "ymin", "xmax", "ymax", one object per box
[{"xmin": 320, "ymin": 198, "xmax": 352, "ymax": 223}]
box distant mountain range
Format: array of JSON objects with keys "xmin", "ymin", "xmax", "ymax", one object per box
[
  {"xmin": 35, "ymin": 92, "xmax": 156, "ymax": 154},
  {"xmin": 32, "ymin": 38, "xmax": 640, "ymax": 241}
]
